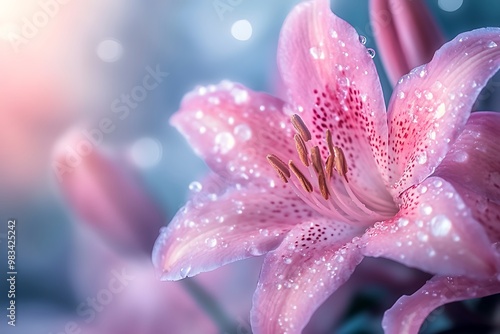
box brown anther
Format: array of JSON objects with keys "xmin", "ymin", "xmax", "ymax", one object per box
[
  {"xmin": 326, "ymin": 129, "xmax": 335, "ymax": 156},
  {"xmin": 291, "ymin": 114, "xmax": 312, "ymax": 142},
  {"xmin": 325, "ymin": 154, "xmax": 334, "ymax": 180},
  {"xmin": 310, "ymin": 146, "xmax": 330, "ymax": 199},
  {"xmin": 310, "ymin": 146, "xmax": 324, "ymax": 176},
  {"xmin": 318, "ymin": 174, "xmax": 330, "ymax": 200},
  {"xmin": 333, "ymin": 146, "xmax": 348, "ymax": 181},
  {"xmin": 289, "ymin": 161, "xmax": 313, "ymax": 193},
  {"xmin": 294, "ymin": 134, "xmax": 309, "ymax": 167},
  {"xmin": 267, "ymin": 154, "xmax": 290, "ymax": 183}
]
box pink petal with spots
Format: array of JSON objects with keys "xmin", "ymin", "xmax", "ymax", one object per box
[
  {"xmin": 251, "ymin": 219, "xmax": 363, "ymax": 334},
  {"xmin": 436, "ymin": 112, "xmax": 500, "ymax": 202},
  {"xmin": 171, "ymin": 81, "xmax": 296, "ymax": 185},
  {"xmin": 278, "ymin": 0, "xmax": 392, "ymax": 208},
  {"xmin": 383, "ymin": 275, "xmax": 500, "ymax": 334},
  {"xmin": 435, "ymin": 112, "xmax": 500, "ymax": 243},
  {"xmin": 153, "ymin": 174, "xmax": 316, "ymax": 281},
  {"xmin": 370, "ymin": 0, "xmax": 444, "ymax": 85},
  {"xmin": 386, "ymin": 28, "xmax": 500, "ymax": 195},
  {"xmin": 361, "ymin": 176, "xmax": 499, "ymax": 278}
]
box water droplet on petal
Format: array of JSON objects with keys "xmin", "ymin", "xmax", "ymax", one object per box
[
  {"xmin": 424, "ymin": 91, "xmax": 434, "ymax": 100},
  {"xmin": 397, "ymin": 217, "xmax": 410, "ymax": 227},
  {"xmin": 358, "ymin": 35, "xmax": 367, "ymax": 45},
  {"xmin": 234, "ymin": 124, "xmax": 252, "ymax": 141},
  {"xmin": 330, "ymin": 30, "xmax": 338, "ymax": 38},
  {"xmin": 283, "ymin": 258, "xmax": 292, "ymax": 265},
  {"xmin": 259, "ymin": 229, "xmax": 269, "ymax": 237},
  {"xmin": 488, "ymin": 41, "xmax": 498, "ymax": 48},
  {"xmin": 214, "ymin": 132, "xmax": 235, "ymax": 154},
  {"xmin": 433, "ymin": 179, "xmax": 443, "ymax": 188},
  {"xmin": 366, "ymin": 48, "xmax": 376, "ymax": 58},
  {"xmin": 188, "ymin": 181, "xmax": 203, "ymax": 192},
  {"xmin": 453, "ymin": 151, "xmax": 468, "ymax": 163},
  {"xmin": 430, "ymin": 215, "xmax": 452, "ymax": 237},
  {"xmin": 310, "ymin": 46, "xmax": 325, "ymax": 59},
  {"xmin": 180, "ymin": 266, "xmax": 192, "ymax": 278},
  {"xmin": 433, "ymin": 81, "xmax": 443, "ymax": 90},
  {"xmin": 419, "ymin": 203, "xmax": 433, "ymax": 215},
  {"xmin": 417, "ymin": 152, "xmax": 428, "ymax": 165},
  {"xmin": 397, "ymin": 91, "xmax": 405, "ymax": 99},
  {"xmin": 417, "ymin": 231, "xmax": 429, "ymax": 242},
  {"xmin": 436, "ymin": 103, "xmax": 446, "ymax": 118},
  {"xmin": 231, "ymin": 88, "xmax": 249, "ymax": 104},
  {"xmin": 205, "ymin": 238, "xmax": 218, "ymax": 248},
  {"xmin": 195, "ymin": 110, "xmax": 204, "ymax": 119},
  {"xmin": 247, "ymin": 245, "xmax": 261, "ymax": 256}
]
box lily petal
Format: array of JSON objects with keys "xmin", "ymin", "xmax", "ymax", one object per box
[
  {"xmin": 171, "ymin": 81, "xmax": 295, "ymax": 185},
  {"xmin": 387, "ymin": 28, "xmax": 500, "ymax": 195},
  {"xmin": 436, "ymin": 112, "xmax": 500, "ymax": 202},
  {"xmin": 361, "ymin": 176, "xmax": 498, "ymax": 278},
  {"xmin": 251, "ymin": 219, "xmax": 363, "ymax": 333},
  {"xmin": 383, "ymin": 275, "xmax": 500, "ymax": 334},
  {"xmin": 370, "ymin": 0, "xmax": 445, "ymax": 85},
  {"xmin": 278, "ymin": 0, "xmax": 392, "ymax": 206},
  {"xmin": 153, "ymin": 174, "xmax": 316, "ymax": 280},
  {"xmin": 435, "ymin": 112, "xmax": 500, "ymax": 243}
]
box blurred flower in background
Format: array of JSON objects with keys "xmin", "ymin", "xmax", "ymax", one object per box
[
  {"xmin": 0, "ymin": 0, "xmax": 126, "ymax": 195},
  {"xmin": 1, "ymin": 1, "xmax": 500, "ymax": 334}
]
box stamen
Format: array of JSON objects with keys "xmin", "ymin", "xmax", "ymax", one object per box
[
  {"xmin": 310, "ymin": 146, "xmax": 329, "ymax": 200},
  {"xmin": 289, "ymin": 161, "xmax": 313, "ymax": 193},
  {"xmin": 266, "ymin": 115, "xmax": 395, "ymax": 224},
  {"xmin": 326, "ymin": 129, "xmax": 335, "ymax": 156},
  {"xmin": 333, "ymin": 146, "xmax": 348, "ymax": 181},
  {"xmin": 318, "ymin": 174, "xmax": 330, "ymax": 200},
  {"xmin": 310, "ymin": 146, "xmax": 323, "ymax": 176},
  {"xmin": 294, "ymin": 134, "xmax": 310, "ymax": 167},
  {"xmin": 266, "ymin": 154, "xmax": 290, "ymax": 183},
  {"xmin": 291, "ymin": 114, "xmax": 311, "ymax": 141},
  {"xmin": 325, "ymin": 155, "xmax": 334, "ymax": 180}
]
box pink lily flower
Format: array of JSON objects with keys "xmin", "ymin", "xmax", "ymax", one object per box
[
  {"xmin": 370, "ymin": 0, "xmax": 445, "ymax": 85},
  {"xmin": 153, "ymin": 0, "xmax": 500, "ymax": 332}
]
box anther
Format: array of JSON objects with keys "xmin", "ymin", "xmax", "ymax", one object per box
[
  {"xmin": 318, "ymin": 174, "xmax": 330, "ymax": 200},
  {"xmin": 291, "ymin": 114, "xmax": 311, "ymax": 141},
  {"xmin": 333, "ymin": 147, "xmax": 348, "ymax": 181},
  {"xmin": 326, "ymin": 129, "xmax": 335, "ymax": 156},
  {"xmin": 294, "ymin": 134, "xmax": 310, "ymax": 167},
  {"xmin": 289, "ymin": 161, "xmax": 313, "ymax": 193},
  {"xmin": 325, "ymin": 155, "xmax": 334, "ymax": 180},
  {"xmin": 266, "ymin": 154, "xmax": 290, "ymax": 183},
  {"xmin": 310, "ymin": 146, "xmax": 324, "ymax": 176}
]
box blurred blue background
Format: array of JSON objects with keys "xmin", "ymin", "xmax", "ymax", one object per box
[{"xmin": 1, "ymin": 1, "xmax": 500, "ymax": 333}]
